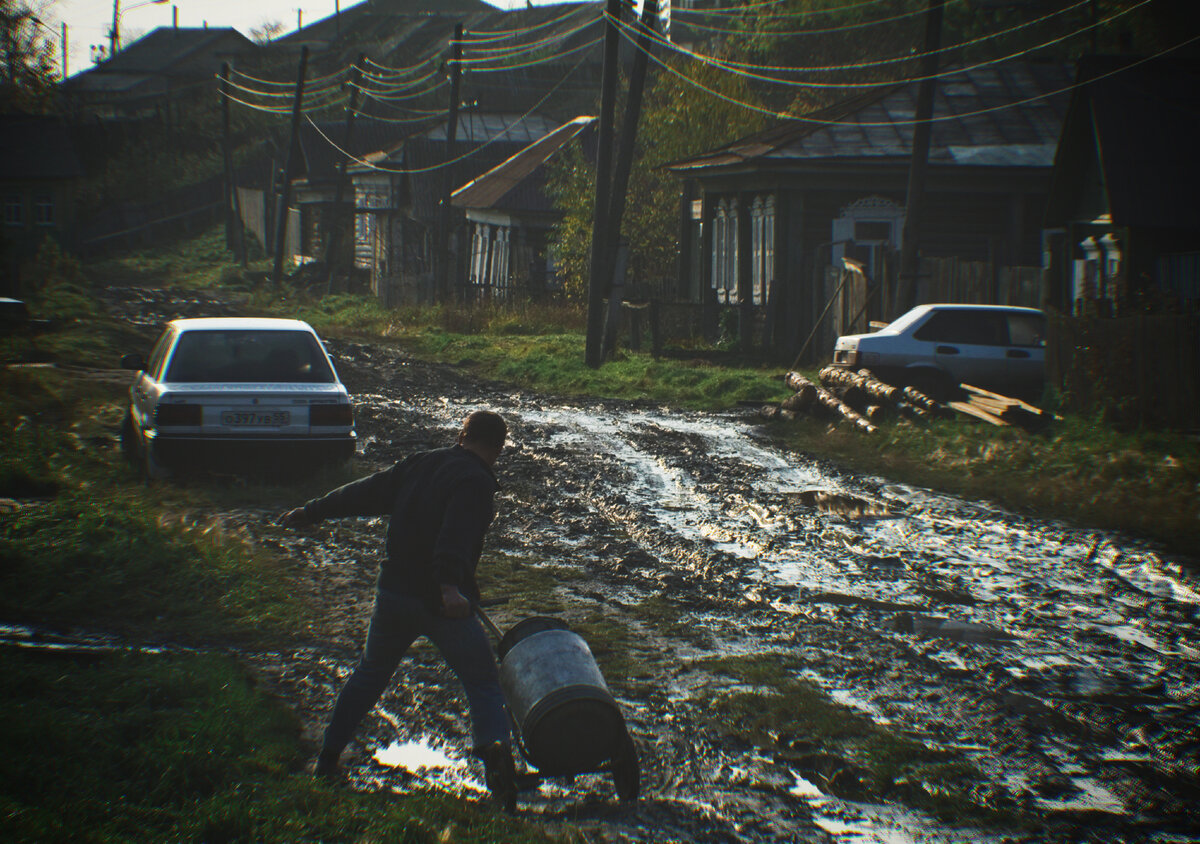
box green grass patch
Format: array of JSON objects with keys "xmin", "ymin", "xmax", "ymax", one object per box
[
  {"xmin": 0, "ymin": 649, "xmax": 549, "ymax": 844},
  {"xmin": 85, "ymin": 227, "xmax": 264, "ymax": 291},
  {"xmin": 694, "ymin": 652, "xmax": 1015, "ymax": 827},
  {"xmin": 0, "ymin": 488, "xmax": 311, "ymax": 645},
  {"xmin": 771, "ymin": 402, "xmax": 1200, "ymax": 554}
]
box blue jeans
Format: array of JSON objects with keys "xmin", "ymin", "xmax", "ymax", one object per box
[{"xmin": 321, "ymin": 587, "xmax": 510, "ymax": 757}]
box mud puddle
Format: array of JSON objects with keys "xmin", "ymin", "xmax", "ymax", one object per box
[{"xmin": 100, "ymin": 288, "xmax": 1200, "ymax": 842}]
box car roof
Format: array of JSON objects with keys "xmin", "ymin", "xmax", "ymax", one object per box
[
  {"xmin": 910, "ymin": 304, "xmax": 1044, "ymax": 315},
  {"xmin": 166, "ymin": 317, "xmax": 318, "ymax": 333}
]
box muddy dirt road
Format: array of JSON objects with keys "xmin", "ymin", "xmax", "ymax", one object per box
[{"xmin": 107, "ymin": 289, "xmax": 1200, "ymax": 843}]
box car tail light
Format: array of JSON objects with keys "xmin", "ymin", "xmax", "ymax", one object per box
[
  {"xmin": 154, "ymin": 403, "xmax": 201, "ymax": 426},
  {"xmin": 310, "ymin": 403, "xmax": 353, "ymax": 427}
]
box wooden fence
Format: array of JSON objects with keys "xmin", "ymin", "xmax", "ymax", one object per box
[
  {"xmin": 1046, "ymin": 312, "xmax": 1200, "ymax": 429},
  {"xmin": 921, "ymin": 257, "xmax": 1042, "ymax": 307}
]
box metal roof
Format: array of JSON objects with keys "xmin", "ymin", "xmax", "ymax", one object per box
[
  {"xmin": 668, "ymin": 61, "xmax": 1072, "ymax": 174},
  {"xmin": 451, "ymin": 115, "xmax": 595, "ymax": 211}
]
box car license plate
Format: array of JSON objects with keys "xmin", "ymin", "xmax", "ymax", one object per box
[{"xmin": 221, "ymin": 410, "xmax": 290, "ymax": 427}]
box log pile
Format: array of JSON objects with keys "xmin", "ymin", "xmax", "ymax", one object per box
[
  {"xmin": 948, "ymin": 384, "xmax": 1058, "ymax": 432},
  {"xmin": 764, "ymin": 367, "xmax": 1050, "ymax": 434}
]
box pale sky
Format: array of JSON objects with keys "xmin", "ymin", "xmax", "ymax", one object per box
[{"xmin": 47, "ymin": 0, "xmax": 545, "ymax": 78}]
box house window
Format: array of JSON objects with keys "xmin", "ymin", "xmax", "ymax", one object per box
[
  {"xmin": 832, "ymin": 196, "xmax": 904, "ymax": 280},
  {"xmin": 491, "ymin": 227, "xmax": 510, "ymax": 299},
  {"xmin": 34, "ymin": 195, "xmax": 54, "ymax": 226},
  {"xmin": 711, "ymin": 199, "xmax": 738, "ymax": 304},
  {"xmin": 750, "ymin": 196, "xmax": 775, "ymax": 306},
  {"xmin": 4, "ymin": 195, "xmax": 21, "ymax": 226}
]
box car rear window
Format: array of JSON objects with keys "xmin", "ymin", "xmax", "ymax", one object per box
[{"xmin": 164, "ymin": 330, "xmax": 336, "ymax": 383}]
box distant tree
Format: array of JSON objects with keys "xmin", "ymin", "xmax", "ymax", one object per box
[
  {"xmin": 548, "ymin": 59, "xmax": 765, "ymax": 301},
  {"xmin": 0, "ymin": 0, "xmax": 59, "ymax": 113},
  {"xmin": 249, "ymin": 20, "xmax": 284, "ymax": 45}
]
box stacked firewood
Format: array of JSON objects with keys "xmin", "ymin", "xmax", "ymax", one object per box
[{"xmin": 763, "ymin": 367, "xmax": 1053, "ymax": 434}]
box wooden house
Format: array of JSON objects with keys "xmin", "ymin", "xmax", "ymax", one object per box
[
  {"xmin": 451, "ymin": 115, "xmax": 595, "ymax": 301},
  {"xmin": 0, "ymin": 115, "xmax": 83, "ymax": 293},
  {"xmin": 665, "ymin": 60, "xmax": 1072, "ymax": 361},
  {"xmin": 349, "ymin": 112, "xmax": 562, "ymax": 304},
  {"xmin": 1042, "ymin": 55, "xmax": 1200, "ymax": 316}
]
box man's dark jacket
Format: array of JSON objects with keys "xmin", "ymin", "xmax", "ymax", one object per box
[{"xmin": 298, "ymin": 445, "xmax": 498, "ymax": 608}]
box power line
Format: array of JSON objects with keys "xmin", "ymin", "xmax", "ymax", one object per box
[
  {"xmin": 458, "ymin": 14, "xmax": 601, "ymax": 65},
  {"xmin": 464, "ymin": 35, "xmax": 604, "ymax": 74},
  {"xmin": 308, "ymin": 50, "xmax": 593, "ymax": 175},
  {"xmin": 675, "ymin": 0, "xmax": 892, "ymax": 19},
  {"xmin": 640, "ymin": 30, "xmax": 1200, "ymax": 127},
  {"xmin": 456, "ymin": 5, "xmax": 599, "ymax": 44},
  {"xmin": 616, "ymin": 0, "xmax": 1148, "ymax": 90},
  {"xmin": 676, "ymin": 0, "xmax": 966, "ymax": 37}
]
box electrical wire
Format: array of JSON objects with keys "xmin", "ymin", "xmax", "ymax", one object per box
[
  {"xmin": 674, "ymin": 0, "xmax": 967, "ymax": 38},
  {"xmin": 457, "ymin": 14, "xmax": 601, "ymax": 64},
  {"xmin": 456, "ymin": 4, "xmax": 598, "ymax": 44},
  {"xmin": 675, "ymin": 0, "xmax": 891, "ymax": 19},
  {"xmin": 358, "ymin": 66, "xmax": 442, "ymax": 94},
  {"xmin": 229, "ymin": 64, "xmax": 350, "ymax": 89},
  {"xmin": 221, "ymin": 73, "xmax": 348, "ymax": 100},
  {"xmin": 364, "ymin": 54, "xmax": 440, "ymax": 77},
  {"xmin": 642, "ymin": 30, "xmax": 1200, "ymax": 127},
  {"xmin": 617, "ymin": 0, "xmax": 1148, "ymax": 90},
  {"xmin": 310, "ymin": 49, "xmax": 592, "ymax": 175},
  {"xmin": 351, "ymin": 104, "xmax": 451, "ymax": 123},
  {"xmin": 464, "ymin": 35, "xmax": 605, "ymax": 74},
  {"xmin": 354, "ymin": 77, "xmax": 450, "ymax": 103}
]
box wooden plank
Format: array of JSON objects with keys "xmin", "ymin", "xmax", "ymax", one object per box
[
  {"xmin": 960, "ymin": 383, "xmax": 1059, "ymax": 419},
  {"xmin": 949, "ymin": 401, "xmax": 1010, "ymax": 426}
]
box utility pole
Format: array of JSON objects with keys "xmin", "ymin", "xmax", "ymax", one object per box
[
  {"xmin": 894, "ymin": 0, "xmax": 944, "ymax": 317},
  {"xmin": 600, "ymin": 0, "xmax": 660, "ymax": 360},
  {"xmin": 324, "ymin": 55, "xmax": 364, "ymax": 294},
  {"xmin": 61, "ymin": 23, "xmax": 68, "ymax": 78},
  {"xmin": 436, "ymin": 23, "xmax": 463, "ymax": 302},
  {"xmin": 584, "ymin": 0, "xmax": 625, "ymax": 368},
  {"xmin": 272, "ymin": 45, "xmax": 309, "ymax": 288},
  {"xmin": 220, "ymin": 64, "xmax": 236, "ymax": 253}
]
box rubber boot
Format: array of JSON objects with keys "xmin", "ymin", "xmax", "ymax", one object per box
[{"xmin": 478, "ymin": 741, "xmax": 517, "ymax": 812}]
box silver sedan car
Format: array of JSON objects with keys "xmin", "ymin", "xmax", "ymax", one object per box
[
  {"xmin": 120, "ymin": 317, "xmax": 356, "ymax": 478},
  {"xmin": 831, "ymin": 304, "xmax": 1046, "ymax": 400}
]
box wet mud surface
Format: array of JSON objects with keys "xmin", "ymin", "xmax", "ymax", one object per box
[{"xmin": 100, "ymin": 289, "xmax": 1200, "ymax": 842}]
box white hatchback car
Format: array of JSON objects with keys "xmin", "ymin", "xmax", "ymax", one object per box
[
  {"xmin": 831, "ymin": 304, "xmax": 1046, "ymax": 400},
  {"xmin": 120, "ymin": 317, "xmax": 356, "ymax": 477}
]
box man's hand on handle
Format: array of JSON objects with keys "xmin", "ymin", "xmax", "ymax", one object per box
[{"xmin": 440, "ymin": 583, "xmax": 471, "ymax": 619}]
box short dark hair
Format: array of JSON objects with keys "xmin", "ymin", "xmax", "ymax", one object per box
[{"xmin": 460, "ymin": 410, "xmax": 507, "ymax": 450}]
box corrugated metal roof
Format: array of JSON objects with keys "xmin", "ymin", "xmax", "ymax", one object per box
[
  {"xmin": 451, "ymin": 115, "xmax": 594, "ymax": 210},
  {"xmin": 668, "ymin": 60, "xmax": 1072, "ymax": 173}
]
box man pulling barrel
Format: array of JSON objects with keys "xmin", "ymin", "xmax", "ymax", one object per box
[{"xmin": 280, "ymin": 410, "xmax": 516, "ymax": 809}]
